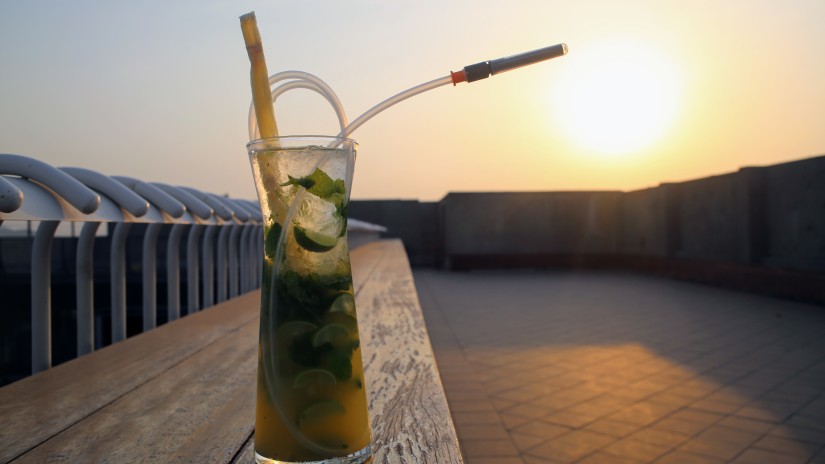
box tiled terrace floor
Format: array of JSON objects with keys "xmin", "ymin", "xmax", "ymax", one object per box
[{"xmin": 414, "ymin": 270, "xmax": 825, "ymax": 464}]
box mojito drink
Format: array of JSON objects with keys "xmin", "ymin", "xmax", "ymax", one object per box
[{"xmin": 248, "ymin": 137, "xmax": 371, "ymax": 464}]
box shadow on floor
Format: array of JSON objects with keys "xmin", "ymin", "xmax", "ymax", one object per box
[{"xmin": 414, "ymin": 269, "xmax": 825, "ymax": 464}]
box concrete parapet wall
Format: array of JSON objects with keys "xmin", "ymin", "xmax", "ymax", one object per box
[
  {"xmin": 348, "ymin": 200, "xmax": 439, "ymax": 267},
  {"xmin": 763, "ymin": 157, "xmax": 825, "ymax": 272},
  {"xmin": 617, "ymin": 187, "xmax": 668, "ymax": 257},
  {"xmin": 351, "ymin": 154, "xmax": 825, "ymax": 303},
  {"xmin": 665, "ymin": 170, "xmax": 758, "ymax": 264},
  {"xmin": 439, "ymin": 191, "xmax": 622, "ymax": 265}
]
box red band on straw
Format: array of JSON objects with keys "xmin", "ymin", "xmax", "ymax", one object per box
[{"xmin": 450, "ymin": 70, "xmax": 467, "ymax": 86}]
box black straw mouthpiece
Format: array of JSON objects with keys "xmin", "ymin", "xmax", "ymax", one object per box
[{"xmin": 461, "ymin": 43, "xmax": 568, "ymax": 84}]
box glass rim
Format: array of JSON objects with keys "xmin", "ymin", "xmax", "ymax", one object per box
[{"xmin": 246, "ymin": 135, "xmax": 356, "ymax": 150}]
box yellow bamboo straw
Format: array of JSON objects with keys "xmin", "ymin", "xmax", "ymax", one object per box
[{"xmin": 240, "ymin": 12, "xmax": 279, "ymax": 139}]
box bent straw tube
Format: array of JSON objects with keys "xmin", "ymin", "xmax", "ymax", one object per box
[{"xmin": 248, "ymin": 43, "xmax": 568, "ymax": 142}]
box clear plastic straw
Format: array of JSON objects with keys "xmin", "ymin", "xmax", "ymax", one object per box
[
  {"xmin": 248, "ymin": 73, "xmax": 452, "ymax": 142},
  {"xmin": 337, "ymin": 75, "xmax": 453, "ymax": 138},
  {"xmin": 249, "ymin": 70, "xmax": 349, "ymax": 141}
]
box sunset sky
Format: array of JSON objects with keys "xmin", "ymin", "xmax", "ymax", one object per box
[{"xmin": 1, "ymin": 0, "xmax": 824, "ymax": 201}]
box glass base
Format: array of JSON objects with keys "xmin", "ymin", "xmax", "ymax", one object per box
[{"xmin": 255, "ymin": 444, "xmax": 371, "ymax": 464}]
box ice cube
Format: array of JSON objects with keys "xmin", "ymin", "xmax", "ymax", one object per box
[{"xmin": 293, "ymin": 191, "xmax": 343, "ymax": 238}]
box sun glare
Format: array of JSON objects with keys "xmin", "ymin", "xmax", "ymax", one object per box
[{"xmin": 553, "ymin": 40, "xmax": 684, "ymax": 156}]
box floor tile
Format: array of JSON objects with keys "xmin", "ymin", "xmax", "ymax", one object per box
[
  {"xmin": 652, "ymin": 417, "xmax": 712, "ymax": 437},
  {"xmin": 458, "ymin": 424, "xmax": 512, "ymax": 441},
  {"xmin": 677, "ymin": 426, "xmax": 761, "ymax": 461},
  {"xmin": 577, "ymin": 452, "xmax": 645, "ymax": 464},
  {"xmin": 462, "ymin": 439, "xmax": 520, "ymax": 458},
  {"xmin": 524, "ymin": 430, "xmax": 614, "ymax": 462},
  {"xmin": 601, "ymin": 438, "xmax": 671, "ymax": 462},
  {"xmin": 606, "ymin": 401, "xmax": 681, "ymax": 426},
  {"xmin": 500, "ymin": 413, "xmax": 534, "ymax": 430},
  {"xmin": 730, "ymin": 448, "xmax": 810, "ymax": 464},
  {"xmin": 655, "ymin": 450, "xmax": 726, "ymax": 463},
  {"xmin": 584, "ymin": 418, "xmax": 642, "ymax": 439},
  {"xmin": 465, "ymin": 457, "xmax": 525, "ymax": 464},
  {"xmin": 452, "ymin": 410, "xmax": 503, "ymax": 426},
  {"xmin": 750, "ymin": 434, "xmax": 819, "ymax": 459},
  {"xmin": 766, "ymin": 424, "xmax": 825, "ymax": 446},
  {"xmin": 625, "ymin": 428, "xmax": 690, "ymax": 448},
  {"xmin": 541, "ymin": 410, "xmax": 601, "ymax": 428},
  {"xmin": 509, "ymin": 433, "xmax": 548, "ymax": 453},
  {"xmin": 507, "ymin": 419, "xmax": 567, "ymax": 438},
  {"xmin": 716, "ymin": 416, "xmax": 775, "ymax": 435}
]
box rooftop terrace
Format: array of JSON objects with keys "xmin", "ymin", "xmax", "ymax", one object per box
[{"xmin": 416, "ymin": 269, "xmax": 825, "ymax": 463}]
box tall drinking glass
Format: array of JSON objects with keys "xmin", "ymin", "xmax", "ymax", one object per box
[{"xmin": 247, "ymin": 136, "xmax": 371, "ymax": 464}]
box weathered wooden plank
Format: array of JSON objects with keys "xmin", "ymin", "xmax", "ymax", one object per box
[
  {"xmin": 229, "ymin": 437, "xmax": 256, "ymax": 464},
  {"xmin": 355, "ymin": 240, "xmax": 463, "ymax": 464},
  {"xmin": 12, "ymin": 317, "xmax": 259, "ymax": 463},
  {"xmin": 0, "ymin": 291, "xmax": 260, "ymax": 463}
]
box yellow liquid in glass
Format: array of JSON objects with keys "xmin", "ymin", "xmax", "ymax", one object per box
[{"xmin": 249, "ymin": 141, "xmax": 370, "ymax": 463}]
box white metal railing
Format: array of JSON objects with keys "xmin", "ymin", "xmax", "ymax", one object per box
[{"xmin": 0, "ymin": 154, "xmax": 263, "ymax": 375}]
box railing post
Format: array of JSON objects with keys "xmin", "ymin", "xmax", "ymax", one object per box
[
  {"xmin": 250, "ymin": 225, "xmax": 261, "ymax": 290},
  {"xmin": 238, "ymin": 226, "xmax": 246, "ymax": 294},
  {"xmin": 228, "ymin": 225, "xmax": 241, "ymax": 298},
  {"xmin": 247, "ymin": 225, "xmax": 257, "ymax": 291},
  {"xmin": 186, "ymin": 225, "xmax": 202, "ymax": 314},
  {"xmin": 142, "ymin": 223, "xmax": 162, "ymax": 331},
  {"xmin": 239, "ymin": 225, "xmax": 251, "ymax": 293},
  {"xmin": 31, "ymin": 220, "xmax": 59, "ymax": 373},
  {"xmin": 166, "ymin": 224, "xmax": 187, "ymax": 322},
  {"xmin": 216, "ymin": 225, "xmax": 232, "ymax": 303},
  {"xmin": 202, "ymin": 226, "xmax": 218, "ymax": 308},
  {"xmin": 110, "ymin": 222, "xmax": 131, "ymax": 343},
  {"xmin": 76, "ymin": 221, "xmax": 101, "ymax": 356}
]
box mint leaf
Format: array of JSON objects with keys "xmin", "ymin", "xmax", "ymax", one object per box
[
  {"xmin": 281, "ymin": 168, "xmax": 336, "ymax": 198},
  {"xmin": 264, "ymin": 222, "xmax": 282, "ymax": 258}
]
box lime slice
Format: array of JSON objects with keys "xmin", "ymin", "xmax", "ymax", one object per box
[
  {"xmin": 312, "ymin": 323, "xmax": 348, "ymax": 348},
  {"xmin": 293, "ymin": 369, "xmax": 338, "ymax": 388},
  {"xmin": 323, "ymin": 312, "xmax": 357, "ymax": 333},
  {"xmin": 277, "ymin": 321, "xmax": 317, "ymax": 344},
  {"xmin": 294, "ymin": 225, "xmax": 338, "ymax": 253},
  {"xmin": 329, "ymin": 293, "xmax": 355, "ymax": 315},
  {"xmin": 297, "ymin": 400, "xmax": 345, "ymax": 429}
]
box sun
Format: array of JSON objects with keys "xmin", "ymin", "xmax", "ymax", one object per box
[{"xmin": 552, "ymin": 40, "xmax": 684, "ymax": 156}]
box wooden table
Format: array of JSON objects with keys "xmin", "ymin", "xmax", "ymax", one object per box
[{"xmin": 0, "ymin": 240, "xmax": 462, "ymax": 463}]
